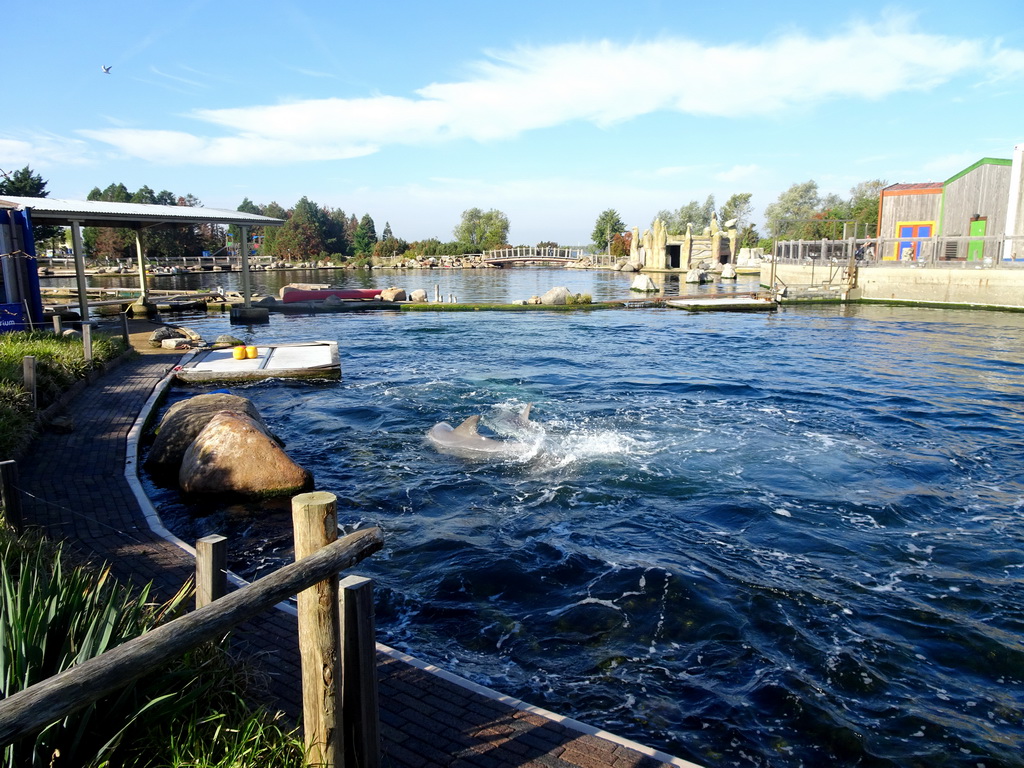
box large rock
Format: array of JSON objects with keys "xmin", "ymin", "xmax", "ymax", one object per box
[
  {"xmin": 380, "ymin": 287, "xmax": 407, "ymax": 301},
  {"xmin": 212, "ymin": 334, "xmax": 245, "ymax": 348},
  {"xmin": 540, "ymin": 286, "xmax": 572, "ymax": 305},
  {"xmin": 179, "ymin": 411, "xmax": 312, "ymax": 497},
  {"xmin": 630, "ymin": 274, "xmax": 658, "ymax": 292},
  {"xmin": 146, "ymin": 394, "xmax": 273, "ymax": 472},
  {"xmin": 148, "ymin": 326, "xmax": 188, "ymax": 348},
  {"xmin": 409, "ymin": 289, "xmax": 428, "ymax": 303}
]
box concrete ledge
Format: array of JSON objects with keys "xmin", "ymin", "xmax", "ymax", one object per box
[{"xmin": 764, "ymin": 263, "xmax": 1024, "ymax": 308}]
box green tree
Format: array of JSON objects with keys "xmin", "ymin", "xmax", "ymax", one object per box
[
  {"xmin": 353, "ymin": 213, "xmax": 377, "ymax": 256},
  {"xmin": 373, "ymin": 235, "xmax": 409, "ymax": 260},
  {"xmin": 763, "ymin": 181, "xmax": 822, "ymax": 240},
  {"xmin": 0, "ymin": 166, "xmax": 63, "ymax": 248},
  {"xmin": 84, "ymin": 183, "xmax": 133, "ymax": 260},
  {"xmin": 591, "ymin": 209, "xmax": 626, "ymax": 252},
  {"xmin": 275, "ymin": 197, "xmax": 327, "ymax": 260},
  {"xmin": 656, "ymin": 195, "xmax": 715, "ymax": 236},
  {"xmin": 720, "ymin": 193, "xmax": 762, "ymax": 247},
  {"xmin": 610, "ymin": 231, "xmax": 631, "ymax": 258},
  {"xmin": 320, "ymin": 208, "xmax": 347, "ymax": 258},
  {"xmin": 720, "ymin": 193, "xmax": 753, "ymax": 230},
  {"xmin": 229, "ymin": 197, "xmax": 263, "ymax": 251},
  {"xmin": 0, "ymin": 166, "xmax": 42, "ymax": 197},
  {"xmin": 454, "ymin": 208, "xmax": 510, "ymax": 249},
  {"xmin": 258, "ymin": 201, "xmax": 288, "ymax": 257},
  {"xmin": 848, "ymin": 179, "xmax": 887, "ymax": 238}
]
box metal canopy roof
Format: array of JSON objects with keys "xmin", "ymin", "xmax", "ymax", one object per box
[{"xmin": 0, "ymin": 196, "xmax": 284, "ymax": 229}]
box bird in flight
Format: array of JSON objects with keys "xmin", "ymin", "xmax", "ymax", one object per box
[{"xmin": 101, "ymin": 65, "xmax": 111, "ymax": 74}]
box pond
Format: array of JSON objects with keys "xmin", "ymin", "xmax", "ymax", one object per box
[{"xmin": 131, "ymin": 269, "xmax": 1024, "ymax": 767}]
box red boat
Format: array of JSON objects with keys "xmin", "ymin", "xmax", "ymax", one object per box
[{"xmin": 279, "ymin": 286, "xmax": 383, "ymax": 303}]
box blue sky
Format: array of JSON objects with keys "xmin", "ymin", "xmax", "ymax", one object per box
[{"xmin": 3, "ymin": 0, "xmax": 1023, "ymax": 245}]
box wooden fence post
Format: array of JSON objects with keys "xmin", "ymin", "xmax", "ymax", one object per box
[
  {"xmin": 292, "ymin": 491, "xmax": 342, "ymax": 767},
  {"xmin": 120, "ymin": 311, "xmax": 130, "ymax": 347},
  {"xmin": 82, "ymin": 323, "xmax": 93, "ymax": 364},
  {"xmin": 196, "ymin": 534, "xmax": 228, "ymax": 609},
  {"xmin": 0, "ymin": 528, "xmax": 383, "ymax": 747},
  {"xmin": 341, "ymin": 575, "xmax": 379, "ymax": 768},
  {"xmin": 22, "ymin": 356, "xmax": 36, "ymax": 410},
  {"xmin": 52, "ymin": 315, "xmax": 62, "ymax": 335},
  {"xmin": 0, "ymin": 460, "xmax": 23, "ymax": 534}
]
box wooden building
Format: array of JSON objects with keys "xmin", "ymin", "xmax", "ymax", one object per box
[
  {"xmin": 940, "ymin": 158, "xmax": 1012, "ymax": 262},
  {"xmin": 877, "ymin": 182, "xmax": 943, "ymax": 261},
  {"xmin": 878, "ymin": 143, "xmax": 1024, "ymax": 263}
]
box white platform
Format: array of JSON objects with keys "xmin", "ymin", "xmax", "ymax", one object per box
[{"xmin": 174, "ymin": 341, "xmax": 340, "ymax": 382}]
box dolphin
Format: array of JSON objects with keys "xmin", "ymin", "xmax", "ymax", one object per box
[{"xmin": 427, "ymin": 405, "xmax": 538, "ymax": 460}]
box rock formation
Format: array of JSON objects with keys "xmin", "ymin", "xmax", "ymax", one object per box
[
  {"xmin": 145, "ymin": 393, "xmax": 275, "ymax": 472},
  {"xmin": 178, "ymin": 411, "xmax": 312, "ymax": 497},
  {"xmin": 380, "ymin": 287, "xmax": 407, "ymax": 301},
  {"xmin": 630, "ymin": 274, "xmax": 658, "ymax": 292},
  {"xmin": 540, "ymin": 286, "xmax": 572, "ymax": 305}
]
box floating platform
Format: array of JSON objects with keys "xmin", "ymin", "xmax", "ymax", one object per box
[
  {"xmin": 174, "ymin": 341, "xmax": 340, "ymax": 383},
  {"xmin": 666, "ymin": 295, "xmax": 778, "ymax": 312}
]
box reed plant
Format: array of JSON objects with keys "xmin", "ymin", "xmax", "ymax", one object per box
[{"xmin": 0, "ymin": 528, "xmax": 306, "ymax": 767}]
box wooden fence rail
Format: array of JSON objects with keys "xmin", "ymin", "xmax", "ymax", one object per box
[{"xmin": 0, "ymin": 526, "xmax": 383, "ymax": 752}]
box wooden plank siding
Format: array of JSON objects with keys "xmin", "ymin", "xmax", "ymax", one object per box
[
  {"xmin": 878, "ymin": 184, "xmax": 943, "ymax": 261},
  {"xmin": 941, "ymin": 159, "xmax": 1012, "ymax": 236}
]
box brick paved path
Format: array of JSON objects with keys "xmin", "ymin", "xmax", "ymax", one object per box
[{"xmin": 17, "ymin": 352, "xmax": 699, "ymax": 768}]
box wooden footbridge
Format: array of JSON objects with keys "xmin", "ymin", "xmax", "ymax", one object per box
[{"xmin": 481, "ymin": 246, "xmax": 587, "ymax": 266}]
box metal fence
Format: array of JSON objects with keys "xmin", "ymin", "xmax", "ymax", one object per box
[{"xmin": 772, "ymin": 235, "xmax": 1024, "ymax": 268}]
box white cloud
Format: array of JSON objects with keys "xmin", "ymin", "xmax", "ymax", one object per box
[
  {"xmin": 0, "ymin": 134, "xmax": 93, "ymax": 169},
  {"xmin": 77, "ymin": 14, "xmax": 1022, "ymax": 166},
  {"xmin": 715, "ymin": 165, "xmax": 761, "ymax": 183}
]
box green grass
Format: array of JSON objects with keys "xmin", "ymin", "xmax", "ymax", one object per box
[{"xmin": 0, "ymin": 330, "xmax": 129, "ymax": 459}]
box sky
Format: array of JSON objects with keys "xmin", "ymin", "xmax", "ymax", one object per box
[{"xmin": 3, "ymin": 0, "xmax": 1023, "ymax": 246}]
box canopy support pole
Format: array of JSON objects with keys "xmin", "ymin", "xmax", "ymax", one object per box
[
  {"xmin": 135, "ymin": 230, "xmax": 149, "ymax": 304},
  {"xmin": 70, "ymin": 220, "xmax": 89, "ymax": 322},
  {"xmin": 240, "ymin": 225, "xmax": 252, "ymax": 308}
]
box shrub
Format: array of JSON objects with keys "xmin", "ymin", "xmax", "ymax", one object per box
[
  {"xmin": 0, "ymin": 380, "xmax": 35, "ymax": 460},
  {"xmin": 0, "ymin": 330, "xmax": 130, "ymax": 458}
]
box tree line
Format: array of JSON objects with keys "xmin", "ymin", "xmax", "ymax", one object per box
[
  {"xmin": 4, "ymin": 164, "xmax": 886, "ymax": 262},
  {"xmin": 2, "ymin": 166, "xmax": 519, "ymax": 262},
  {"xmin": 591, "ymin": 179, "xmax": 886, "ymax": 256}
]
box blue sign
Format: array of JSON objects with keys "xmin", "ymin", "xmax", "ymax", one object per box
[
  {"xmin": 203, "ymin": 250, "xmax": 210, "ymax": 258},
  {"xmin": 0, "ymin": 303, "xmax": 27, "ymax": 333}
]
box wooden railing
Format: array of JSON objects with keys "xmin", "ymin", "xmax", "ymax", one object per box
[
  {"xmin": 772, "ymin": 234, "xmax": 1024, "ymax": 267},
  {"xmin": 0, "ymin": 490, "xmax": 383, "ymax": 768}
]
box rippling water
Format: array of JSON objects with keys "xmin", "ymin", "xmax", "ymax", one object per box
[{"xmin": 136, "ymin": 269, "xmax": 1024, "ymax": 767}]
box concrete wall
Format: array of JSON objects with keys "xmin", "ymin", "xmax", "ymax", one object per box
[{"xmin": 761, "ymin": 263, "xmax": 1024, "ymax": 308}]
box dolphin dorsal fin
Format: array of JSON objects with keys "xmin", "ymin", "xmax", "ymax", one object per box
[
  {"xmin": 452, "ymin": 415, "xmax": 481, "ymax": 435},
  {"xmin": 521, "ymin": 404, "xmax": 533, "ymax": 422}
]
